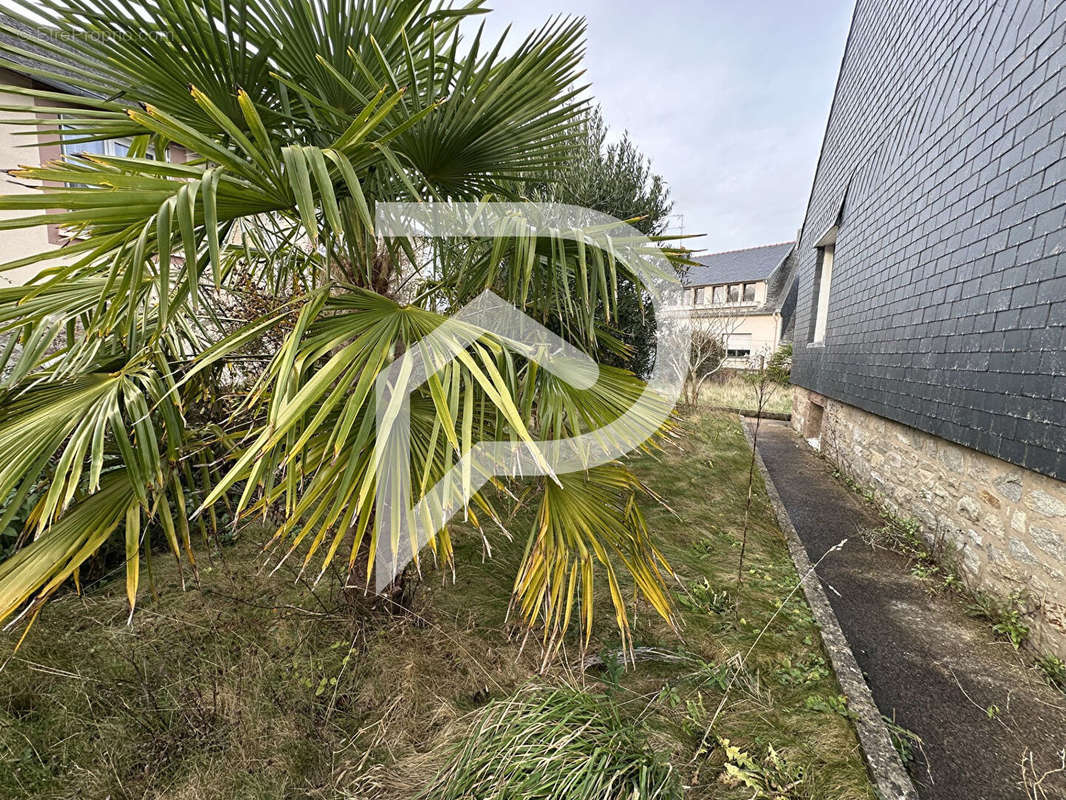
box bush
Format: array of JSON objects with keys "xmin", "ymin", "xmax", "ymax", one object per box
[{"xmin": 766, "ymin": 343, "xmax": 793, "ymax": 384}]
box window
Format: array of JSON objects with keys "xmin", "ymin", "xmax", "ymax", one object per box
[
  {"xmin": 61, "ymin": 126, "xmax": 136, "ymax": 188},
  {"xmin": 812, "ymin": 245, "xmax": 834, "ymax": 342},
  {"xmin": 61, "ymin": 134, "xmax": 131, "ymax": 160},
  {"xmin": 726, "ymin": 332, "xmax": 752, "ymax": 358},
  {"xmin": 810, "ymin": 225, "xmax": 838, "ymax": 344},
  {"xmin": 61, "ymin": 118, "xmax": 170, "ymax": 164},
  {"xmin": 712, "ymin": 285, "xmax": 727, "ymax": 304},
  {"xmin": 727, "ymin": 284, "xmax": 741, "ymax": 303},
  {"xmin": 743, "ymin": 283, "xmax": 757, "ymax": 302}
]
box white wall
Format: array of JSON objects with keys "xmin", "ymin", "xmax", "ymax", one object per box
[{"xmin": 0, "ymin": 69, "xmax": 59, "ymax": 286}]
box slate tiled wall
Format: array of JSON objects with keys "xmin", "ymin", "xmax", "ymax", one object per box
[{"xmin": 793, "ymin": 0, "xmax": 1066, "ymax": 481}]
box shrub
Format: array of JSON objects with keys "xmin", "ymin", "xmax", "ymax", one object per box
[{"xmin": 766, "ymin": 342, "xmax": 793, "ymax": 384}]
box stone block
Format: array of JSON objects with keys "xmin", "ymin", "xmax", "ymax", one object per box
[
  {"xmin": 978, "ymin": 489, "xmax": 1001, "ymax": 508},
  {"xmin": 1030, "ymin": 526, "xmax": 1066, "ymax": 561},
  {"xmin": 957, "ymin": 495, "xmax": 981, "ymax": 522},
  {"xmin": 1009, "ymin": 538, "xmax": 1039, "ymax": 567},
  {"xmin": 994, "ymin": 474, "xmax": 1023, "ymax": 502},
  {"xmin": 1026, "ymin": 489, "xmax": 1066, "ymax": 518}
]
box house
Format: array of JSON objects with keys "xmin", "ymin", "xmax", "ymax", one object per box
[
  {"xmin": 790, "ymin": 0, "xmax": 1066, "ymax": 654},
  {"xmin": 0, "ymin": 14, "xmax": 83, "ymax": 286},
  {"xmin": 0, "ymin": 14, "xmax": 186, "ymax": 286},
  {"xmin": 682, "ymin": 241, "xmax": 797, "ymax": 367}
]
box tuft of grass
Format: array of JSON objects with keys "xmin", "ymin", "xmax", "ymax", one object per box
[
  {"xmin": 882, "ymin": 715, "xmax": 924, "ymax": 767},
  {"xmin": 420, "ymin": 686, "xmax": 680, "ymax": 800},
  {"xmin": 676, "ymin": 577, "xmax": 733, "ymax": 616}
]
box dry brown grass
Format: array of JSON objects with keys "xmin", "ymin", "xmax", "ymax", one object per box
[{"xmin": 698, "ymin": 373, "xmax": 793, "ymax": 415}]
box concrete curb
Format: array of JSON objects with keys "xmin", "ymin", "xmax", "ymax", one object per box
[{"xmin": 741, "ymin": 418, "xmax": 918, "ymax": 800}]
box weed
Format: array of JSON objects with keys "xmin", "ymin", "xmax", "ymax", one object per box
[
  {"xmin": 683, "ymin": 693, "xmax": 709, "ymax": 733},
  {"xmin": 685, "ymin": 654, "xmax": 775, "ymax": 712},
  {"xmin": 600, "ymin": 650, "xmax": 626, "ymax": 689},
  {"xmin": 846, "ymin": 473, "xmax": 1047, "ymax": 660},
  {"xmin": 967, "ymin": 591, "xmax": 1031, "ymax": 650},
  {"xmin": 861, "ymin": 516, "xmax": 924, "ymax": 559},
  {"xmin": 718, "ymin": 736, "xmax": 807, "ymax": 798},
  {"xmin": 676, "ymin": 577, "xmax": 733, "ymax": 616},
  {"xmin": 774, "ymin": 654, "xmax": 831, "ymax": 688},
  {"xmin": 656, "ymin": 683, "xmax": 682, "ymax": 708},
  {"xmin": 690, "ymin": 537, "xmax": 717, "ymax": 556},
  {"xmin": 804, "ymin": 694, "xmax": 850, "ymax": 717},
  {"xmin": 835, "ymin": 471, "xmax": 877, "ymax": 505},
  {"xmin": 1035, "ymin": 656, "xmax": 1066, "ymax": 693},
  {"xmin": 882, "ymin": 715, "xmax": 924, "ymax": 765},
  {"xmin": 691, "ymin": 659, "xmax": 735, "ymax": 691},
  {"xmin": 910, "ymin": 562, "xmax": 939, "ymax": 580},
  {"xmin": 941, "ymin": 574, "xmax": 963, "ymax": 593}
]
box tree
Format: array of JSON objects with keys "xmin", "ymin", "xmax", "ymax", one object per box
[
  {"xmin": 534, "ymin": 108, "xmax": 674, "ymax": 377},
  {"xmin": 735, "ymin": 350, "xmax": 791, "ymax": 616},
  {"xmin": 0, "ymin": 0, "xmax": 684, "ymax": 652},
  {"xmin": 679, "ymin": 320, "xmax": 741, "ymax": 408}
]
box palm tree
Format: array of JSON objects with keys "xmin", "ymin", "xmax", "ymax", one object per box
[{"xmin": 0, "ymin": 0, "xmax": 682, "ymax": 653}]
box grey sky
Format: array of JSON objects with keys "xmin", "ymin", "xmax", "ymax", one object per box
[{"xmin": 481, "ymin": 1, "xmax": 854, "ymax": 253}]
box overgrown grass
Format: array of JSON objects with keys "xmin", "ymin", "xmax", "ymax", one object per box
[
  {"xmin": 0, "ymin": 412, "xmax": 874, "ymax": 799},
  {"xmin": 698, "ymin": 373, "xmax": 793, "ymax": 415}
]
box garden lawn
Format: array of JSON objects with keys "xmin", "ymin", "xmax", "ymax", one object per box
[
  {"xmin": 700, "ymin": 374, "xmax": 793, "ymax": 415},
  {"xmin": 0, "ymin": 411, "xmax": 873, "ymax": 799}
]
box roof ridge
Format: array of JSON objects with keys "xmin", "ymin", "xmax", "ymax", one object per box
[{"xmin": 699, "ymin": 241, "xmax": 794, "ymax": 258}]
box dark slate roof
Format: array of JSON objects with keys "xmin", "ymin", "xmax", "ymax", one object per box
[
  {"xmin": 0, "ymin": 13, "xmax": 95, "ymax": 96},
  {"xmin": 775, "ymin": 250, "xmax": 799, "ymax": 339},
  {"xmin": 683, "ymin": 242, "xmax": 794, "ymax": 287}
]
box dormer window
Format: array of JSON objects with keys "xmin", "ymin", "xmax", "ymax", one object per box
[{"xmin": 695, "ymin": 281, "xmax": 765, "ymax": 307}]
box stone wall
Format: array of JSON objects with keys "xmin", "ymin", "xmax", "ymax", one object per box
[{"xmin": 794, "ymin": 386, "xmax": 1066, "ymax": 658}]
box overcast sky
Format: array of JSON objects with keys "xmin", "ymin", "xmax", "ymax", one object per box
[{"xmin": 481, "ymin": 0, "xmax": 855, "ymax": 253}]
